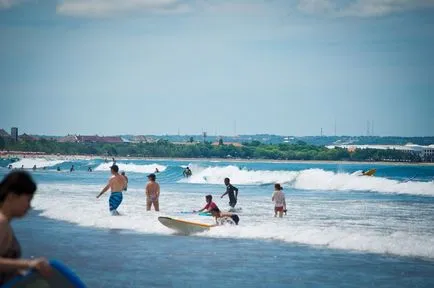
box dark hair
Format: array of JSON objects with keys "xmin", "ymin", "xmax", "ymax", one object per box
[
  {"xmin": 110, "ymin": 165, "xmax": 119, "ymax": 173},
  {"xmin": 274, "ymin": 183, "xmax": 283, "ymax": 190},
  {"xmin": 148, "ymin": 173, "xmax": 156, "ymax": 181},
  {"xmin": 210, "ymin": 207, "xmax": 220, "ymax": 213},
  {"xmin": 205, "ymin": 195, "xmax": 212, "ymax": 201},
  {"xmin": 0, "ymin": 171, "xmax": 37, "ymax": 203},
  {"xmin": 224, "ymin": 177, "xmax": 230, "ymax": 182}
]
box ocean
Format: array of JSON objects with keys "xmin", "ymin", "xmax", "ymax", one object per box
[{"xmin": 1, "ymin": 157, "xmax": 434, "ymax": 287}]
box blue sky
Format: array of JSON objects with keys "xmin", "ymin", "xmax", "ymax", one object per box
[{"xmin": 1, "ymin": 0, "xmax": 433, "ymax": 137}]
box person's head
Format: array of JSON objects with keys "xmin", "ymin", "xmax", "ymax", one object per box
[
  {"xmin": 224, "ymin": 177, "xmax": 230, "ymax": 185},
  {"xmin": 205, "ymin": 195, "xmax": 212, "ymax": 203},
  {"xmin": 209, "ymin": 207, "xmax": 221, "ymax": 217},
  {"xmin": 274, "ymin": 183, "xmax": 283, "ymax": 191},
  {"xmin": 110, "ymin": 164, "xmax": 119, "ymax": 174},
  {"xmin": 121, "ymin": 171, "xmax": 125, "ymax": 176},
  {"xmin": 148, "ymin": 173, "xmax": 156, "ymax": 181},
  {"xmin": 0, "ymin": 171, "xmax": 37, "ymax": 218}
]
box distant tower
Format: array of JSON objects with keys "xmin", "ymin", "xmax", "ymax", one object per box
[
  {"xmin": 371, "ymin": 120, "xmax": 374, "ymax": 136},
  {"xmin": 334, "ymin": 119, "xmax": 337, "ymax": 136},
  {"xmin": 11, "ymin": 127, "xmax": 18, "ymax": 141},
  {"xmin": 320, "ymin": 127, "xmax": 323, "ymax": 137},
  {"xmin": 202, "ymin": 131, "xmax": 207, "ymax": 143},
  {"xmin": 366, "ymin": 121, "xmax": 370, "ymax": 136}
]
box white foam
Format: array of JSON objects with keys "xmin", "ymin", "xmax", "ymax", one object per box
[
  {"xmin": 10, "ymin": 158, "xmax": 65, "ymax": 169},
  {"xmin": 32, "ymin": 183, "xmax": 434, "ymax": 259},
  {"xmin": 180, "ymin": 165, "xmax": 434, "ymax": 197},
  {"xmin": 94, "ymin": 162, "xmax": 166, "ymax": 174},
  {"xmin": 294, "ymin": 168, "xmax": 434, "ymax": 196},
  {"xmin": 180, "ymin": 164, "xmax": 299, "ymax": 185}
]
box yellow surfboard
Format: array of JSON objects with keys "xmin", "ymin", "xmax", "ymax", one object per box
[
  {"xmin": 362, "ymin": 168, "xmax": 377, "ymax": 176},
  {"xmin": 158, "ymin": 216, "xmax": 214, "ymax": 234}
]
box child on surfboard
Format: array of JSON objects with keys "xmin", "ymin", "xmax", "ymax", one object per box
[
  {"xmin": 209, "ymin": 207, "xmax": 240, "ymax": 225},
  {"xmin": 194, "ymin": 195, "xmax": 217, "ymax": 213}
]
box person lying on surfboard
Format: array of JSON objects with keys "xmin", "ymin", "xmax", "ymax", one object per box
[
  {"xmin": 209, "ymin": 207, "xmax": 239, "ymax": 225},
  {"xmin": 194, "ymin": 195, "xmax": 217, "ymax": 213}
]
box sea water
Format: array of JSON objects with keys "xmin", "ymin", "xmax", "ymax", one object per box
[{"xmin": 1, "ymin": 157, "xmax": 434, "ymax": 287}]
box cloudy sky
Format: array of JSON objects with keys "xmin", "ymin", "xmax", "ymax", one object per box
[{"xmin": 1, "ymin": 0, "xmax": 433, "ymax": 137}]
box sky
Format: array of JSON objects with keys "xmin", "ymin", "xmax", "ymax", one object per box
[{"xmin": 0, "ymin": 0, "xmax": 433, "ymax": 137}]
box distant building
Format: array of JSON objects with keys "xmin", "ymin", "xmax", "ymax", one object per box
[
  {"xmin": 75, "ymin": 135, "xmax": 124, "ymax": 144},
  {"xmin": 19, "ymin": 133, "xmax": 38, "ymax": 142},
  {"xmin": 326, "ymin": 143, "xmax": 434, "ymax": 161},
  {"xmin": 0, "ymin": 129, "xmax": 11, "ymax": 138},
  {"xmin": 211, "ymin": 141, "xmax": 243, "ymax": 147},
  {"xmin": 57, "ymin": 135, "xmax": 79, "ymax": 143},
  {"xmin": 11, "ymin": 127, "xmax": 18, "ymax": 141},
  {"xmin": 99, "ymin": 136, "xmax": 123, "ymax": 144}
]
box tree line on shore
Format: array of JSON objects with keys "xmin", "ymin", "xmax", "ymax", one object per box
[{"xmin": 0, "ymin": 137, "xmax": 428, "ymax": 162}]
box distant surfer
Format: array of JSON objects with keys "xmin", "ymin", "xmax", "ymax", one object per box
[
  {"xmin": 121, "ymin": 171, "xmax": 128, "ymax": 191},
  {"xmin": 88, "ymin": 167, "xmax": 92, "ymax": 172},
  {"xmin": 155, "ymin": 168, "xmax": 159, "ymax": 173},
  {"xmin": 96, "ymin": 164, "xmax": 126, "ymax": 216},
  {"xmin": 194, "ymin": 195, "xmax": 217, "ymax": 213},
  {"xmin": 209, "ymin": 207, "xmax": 239, "ymax": 225},
  {"xmin": 0, "ymin": 171, "xmax": 52, "ymax": 285},
  {"xmin": 145, "ymin": 173, "xmax": 160, "ymax": 211},
  {"xmin": 220, "ymin": 177, "xmax": 238, "ymax": 209},
  {"xmin": 56, "ymin": 167, "xmax": 60, "ymax": 171},
  {"xmin": 272, "ymin": 183, "xmax": 286, "ymax": 218},
  {"xmin": 183, "ymin": 167, "xmax": 192, "ymax": 178},
  {"xmin": 70, "ymin": 165, "xmax": 74, "ymax": 172}
]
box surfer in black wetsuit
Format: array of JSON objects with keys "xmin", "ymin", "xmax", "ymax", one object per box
[
  {"xmin": 209, "ymin": 207, "xmax": 239, "ymax": 225},
  {"xmin": 220, "ymin": 177, "xmax": 238, "ymax": 208}
]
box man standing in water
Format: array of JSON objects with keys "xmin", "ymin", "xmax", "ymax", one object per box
[
  {"xmin": 121, "ymin": 171, "xmax": 128, "ymax": 191},
  {"xmin": 146, "ymin": 173, "xmax": 160, "ymax": 211},
  {"xmin": 97, "ymin": 165, "xmax": 126, "ymax": 216},
  {"xmin": 221, "ymin": 177, "xmax": 239, "ymax": 209}
]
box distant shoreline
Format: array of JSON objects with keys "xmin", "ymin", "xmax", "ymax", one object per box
[{"xmin": 2, "ymin": 152, "xmax": 433, "ymax": 166}]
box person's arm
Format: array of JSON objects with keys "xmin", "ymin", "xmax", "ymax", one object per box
[
  {"xmin": 156, "ymin": 183, "xmax": 160, "ymax": 198},
  {"xmin": 221, "ymin": 188, "xmax": 228, "ymax": 198},
  {"xmin": 0, "ymin": 257, "xmax": 52, "ymax": 277},
  {"xmin": 272, "ymin": 191, "xmax": 276, "ymax": 202},
  {"xmin": 145, "ymin": 183, "xmax": 150, "ymax": 198},
  {"xmin": 97, "ymin": 181, "xmax": 110, "ymax": 198},
  {"xmin": 234, "ymin": 186, "xmax": 238, "ymax": 199}
]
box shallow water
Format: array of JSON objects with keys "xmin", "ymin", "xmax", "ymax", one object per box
[{"xmin": 2, "ymin": 157, "xmax": 434, "ymax": 287}]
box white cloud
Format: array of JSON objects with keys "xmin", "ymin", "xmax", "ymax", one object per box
[
  {"xmin": 297, "ymin": 0, "xmax": 434, "ymax": 17},
  {"xmin": 56, "ymin": 0, "xmax": 186, "ymax": 17},
  {"xmin": 297, "ymin": 0, "xmax": 334, "ymax": 15},
  {"xmin": 0, "ymin": 0, "xmax": 27, "ymax": 9},
  {"xmin": 340, "ymin": 0, "xmax": 434, "ymax": 17}
]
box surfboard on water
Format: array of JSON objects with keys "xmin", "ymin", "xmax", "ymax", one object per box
[
  {"xmin": 3, "ymin": 259, "xmax": 86, "ymax": 288},
  {"xmin": 362, "ymin": 169, "xmax": 377, "ymax": 176},
  {"xmin": 158, "ymin": 216, "xmax": 214, "ymax": 235}
]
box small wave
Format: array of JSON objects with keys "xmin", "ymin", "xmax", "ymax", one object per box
[
  {"xmin": 94, "ymin": 162, "xmax": 166, "ymax": 174},
  {"xmin": 10, "ymin": 158, "xmax": 65, "ymax": 169},
  {"xmin": 179, "ymin": 165, "xmax": 434, "ymax": 196}
]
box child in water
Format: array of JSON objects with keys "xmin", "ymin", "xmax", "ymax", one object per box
[
  {"xmin": 194, "ymin": 195, "xmax": 217, "ymax": 213},
  {"xmin": 209, "ymin": 207, "xmax": 239, "ymax": 225},
  {"xmin": 272, "ymin": 183, "xmax": 286, "ymax": 218}
]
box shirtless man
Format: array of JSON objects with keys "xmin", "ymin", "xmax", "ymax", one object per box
[
  {"xmin": 145, "ymin": 173, "xmax": 160, "ymax": 211},
  {"xmin": 121, "ymin": 171, "xmax": 128, "ymax": 191},
  {"xmin": 97, "ymin": 165, "xmax": 126, "ymax": 216}
]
